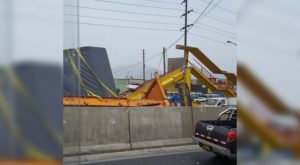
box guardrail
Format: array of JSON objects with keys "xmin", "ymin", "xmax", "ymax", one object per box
[{"xmin": 189, "ymin": 61, "xmax": 236, "ymax": 94}]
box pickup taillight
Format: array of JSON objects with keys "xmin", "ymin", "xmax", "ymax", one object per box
[{"xmin": 227, "ymin": 130, "xmax": 237, "ymax": 141}]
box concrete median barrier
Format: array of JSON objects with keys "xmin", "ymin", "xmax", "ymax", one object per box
[
  {"xmin": 192, "ymin": 106, "xmax": 231, "ymax": 126},
  {"xmin": 64, "ymin": 107, "xmax": 130, "ymax": 156},
  {"xmin": 129, "ymin": 107, "xmax": 193, "ymax": 149},
  {"xmin": 63, "ymin": 106, "xmax": 229, "ymax": 156}
]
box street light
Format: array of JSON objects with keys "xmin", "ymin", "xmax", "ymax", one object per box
[{"xmin": 227, "ymin": 41, "xmax": 237, "ymax": 46}]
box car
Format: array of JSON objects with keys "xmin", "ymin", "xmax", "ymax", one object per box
[
  {"xmin": 193, "ymin": 97, "xmax": 207, "ymax": 104},
  {"xmin": 193, "ymin": 108, "xmax": 237, "ymax": 157}
]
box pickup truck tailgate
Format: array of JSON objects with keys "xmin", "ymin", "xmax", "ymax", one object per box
[{"xmin": 195, "ymin": 120, "xmax": 232, "ymax": 146}]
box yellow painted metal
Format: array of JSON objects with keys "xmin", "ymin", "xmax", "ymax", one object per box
[
  {"xmin": 184, "ymin": 49, "xmax": 189, "ymax": 68},
  {"xmin": 207, "ymin": 88, "xmax": 212, "ymax": 94},
  {"xmin": 126, "ymin": 63, "xmax": 236, "ymax": 100},
  {"xmin": 0, "ymin": 161, "xmax": 62, "ymax": 165},
  {"xmin": 126, "ymin": 68, "xmax": 185, "ymax": 100},
  {"xmin": 177, "ymin": 45, "xmax": 223, "ymax": 74},
  {"xmin": 185, "ymin": 67, "xmax": 191, "ymax": 92},
  {"xmin": 224, "ymin": 72, "xmax": 237, "ymax": 85},
  {"xmin": 176, "ymin": 45, "xmax": 236, "ymax": 97},
  {"xmin": 64, "ymin": 45, "xmax": 237, "ymax": 106},
  {"xmin": 165, "ymin": 84, "xmax": 178, "ymax": 92},
  {"xmin": 63, "ymin": 97, "xmax": 169, "ymax": 107},
  {"xmin": 126, "ymin": 65, "xmax": 236, "ymax": 100},
  {"xmin": 182, "ymin": 67, "xmax": 192, "ymax": 105},
  {"xmin": 238, "ymin": 64, "xmax": 297, "ymax": 116},
  {"xmin": 190, "ymin": 67, "xmax": 236, "ymax": 97},
  {"xmin": 64, "ymin": 73, "xmax": 171, "ymax": 107},
  {"xmin": 238, "ymin": 103, "xmax": 300, "ymax": 157},
  {"xmin": 238, "ymin": 63, "xmax": 300, "ymax": 157}
]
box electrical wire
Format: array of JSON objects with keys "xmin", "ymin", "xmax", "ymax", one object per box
[
  {"xmin": 192, "ymin": 25, "xmax": 236, "ymax": 39},
  {"xmin": 144, "ymin": 0, "xmax": 181, "ymax": 5},
  {"xmin": 196, "ymin": 22, "xmax": 236, "ymax": 36},
  {"xmin": 143, "ymin": 0, "xmax": 236, "ymax": 14},
  {"xmin": 64, "ymin": 5, "xmax": 236, "ymax": 26},
  {"xmin": 188, "ymin": 0, "xmax": 216, "ymax": 32},
  {"xmin": 65, "ymin": 13, "xmax": 236, "ymax": 36},
  {"xmin": 199, "ymin": 0, "xmax": 236, "ymax": 14},
  {"xmin": 113, "ymin": 0, "xmax": 216, "ymax": 74},
  {"xmin": 190, "ymin": 33, "xmax": 228, "ymax": 45},
  {"xmin": 195, "ymin": 12, "xmax": 236, "ymax": 27},
  {"xmin": 64, "ymin": 5, "xmax": 179, "ymax": 18},
  {"xmin": 64, "ymin": 13, "xmax": 181, "ymax": 26},
  {"xmin": 95, "ymin": 0, "xmax": 230, "ymax": 75},
  {"xmin": 64, "ymin": 21, "xmax": 179, "ymax": 31},
  {"xmin": 95, "ymin": 0, "xmax": 182, "ymax": 11},
  {"xmin": 112, "ymin": 52, "xmax": 162, "ymax": 74},
  {"xmin": 156, "ymin": 53, "xmax": 164, "ymax": 71}
]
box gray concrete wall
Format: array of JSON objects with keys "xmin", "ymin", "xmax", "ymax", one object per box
[
  {"xmin": 129, "ymin": 107, "xmax": 193, "ymax": 149},
  {"xmin": 64, "ymin": 107, "xmax": 130, "ymax": 156},
  {"xmin": 64, "ymin": 106, "xmax": 228, "ymax": 156},
  {"xmin": 192, "ymin": 106, "xmax": 231, "ymax": 126}
]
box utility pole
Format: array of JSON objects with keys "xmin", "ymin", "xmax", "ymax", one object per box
[
  {"xmin": 163, "ymin": 47, "xmax": 166, "ymax": 74},
  {"xmin": 180, "ymin": 0, "xmax": 193, "ymax": 106},
  {"xmin": 183, "ymin": 0, "xmax": 188, "ymax": 46},
  {"xmin": 142, "ymin": 49, "xmax": 145, "ymax": 82},
  {"xmin": 181, "ymin": 0, "xmax": 193, "ymax": 47},
  {"xmin": 181, "ymin": 0, "xmax": 193, "ymax": 67}
]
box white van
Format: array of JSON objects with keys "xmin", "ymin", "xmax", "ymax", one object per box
[{"xmin": 204, "ymin": 97, "xmax": 236, "ymax": 107}]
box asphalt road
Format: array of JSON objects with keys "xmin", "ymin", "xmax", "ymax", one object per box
[{"xmin": 84, "ymin": 151, "xmax": 236, "ymax": 165}]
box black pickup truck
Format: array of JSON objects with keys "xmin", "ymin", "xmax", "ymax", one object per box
[{"xmin": 194, "ymin": 108, "xmax": 237, "ymax": 157}]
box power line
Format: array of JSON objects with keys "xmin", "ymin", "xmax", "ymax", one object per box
[
  {"xmin": 191, "ymin": 0, "xmax": 215, "ymax": 27},
  {"xmin": 65, "ymin": 13, "xmax": 236, "ymax": 36},
  {"xmin": 151, "ymin": 0, "xmax": 217, "ymax": 71},
  {"xmin": 144, "ymin": 0, "xmax": 181, "ymax": 5},
  {"xmin": 156, "ymin": 52, "xmax": 164, "ymax": 71},
  {"xmin": 199, "ymin": 0, "xmax": 236, "ymax": 14},
  {"xmin": 114, "ymin": 0, "xmax": 222, "ymax": 74},
  {"xmin": 193, "ymin": 10, "xmax": 236, "ymax": 27},
  {"xmin": 193, "ymin": 25, "xmax": 236, "ymax": 39},
  {"xmin": 64, "ymin": 14, "xmax": 181, "ymax": 26},
  {"xmin": 95, "ymin": 0, "xmax": 182, "ymax": 11},
  {"xmin": 188, "ymin": 0, "xmax": 232, "ymax": 44},
  {"xmin": 206, "ymin": 14, "xmax": 236, "ymax": 25},
  {"xmin": 196, "ymin": 22, "xmax": 236, "ymax": 36},
  {"xmin": 203, "ymin": 14, "xmax": 236, "ymax": 27},
  {"xmin": 64, "ymin": 5, "xmax": 179, "ymax": 18},
  {"xmin": 190, "ymin": 33, "xmax": 228, "ymax": 45},
  {"xmin": 166, "ymin": 0, "xmax": 215, "ymax": 51},
  {"xmin": 64, "ymin": 21, "xmax": 179, "ymax": 31},
  {"xmin": 113, "ymin": 51, "xmax": 163, "ymax": 74},
  {"xmin": 65, "ymin": 5, "xmax": 235, "ymax": 26},
  {"xmin": 144, "ymin": 0, "xmax": 236, "ymax": 14}
]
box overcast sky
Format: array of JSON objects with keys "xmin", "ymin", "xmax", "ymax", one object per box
[
  {"xmin": 64, "ymin": 0, "xmax": 237, "ymax": 73},
  {"xmin": 238, "ymin": 0, "xmax": 300, "ymax": 109}
]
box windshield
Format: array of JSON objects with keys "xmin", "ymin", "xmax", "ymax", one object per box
[{"xmin": 206, "ymin": 99, "xmax": 219, "ymax": 106}]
